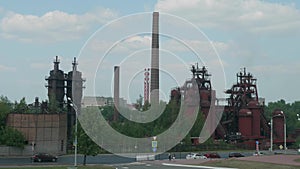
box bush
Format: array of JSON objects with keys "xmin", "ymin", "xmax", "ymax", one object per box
[{"xmin": 0, "ymin": 127, "xmax": 26, "ymax": 148}]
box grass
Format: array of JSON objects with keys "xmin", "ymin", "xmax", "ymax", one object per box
[
  {"xmin": 202, "ymin": 159, "xmax": 300, "ymax": 169},
  {"xmin": 0, "ymin": 165, "xmax": 114, "ymax": 169},
  {"xmin": 295, "ymin": 158, "xmax": 300, "ymax": 163}
]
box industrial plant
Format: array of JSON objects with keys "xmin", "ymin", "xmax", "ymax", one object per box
[
  {"xmin": 5, "ymin": 56, "xmax": 84, "ymax": 155},
  {"xmin": 170, "ymin": 65, "xmax": 296, "ymax": 149},
  {"xmin": 3, "ymin": 12, "xmax": 298, "ymax": 156},
  {"xmin": 112, "ymin": 12, "xmax": 296, "ymax": 149}
]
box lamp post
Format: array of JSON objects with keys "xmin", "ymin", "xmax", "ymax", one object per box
[
  {"xmin": 297, "ymin": 114, "xmax": 300, "ymax": 152},
  {"xmin": 68, "ymin": 97, "xmax": 78, "ymax": 167},
  {"xmin": 270, "ymin": 118, "xmax": 273, "ymax": 151}
]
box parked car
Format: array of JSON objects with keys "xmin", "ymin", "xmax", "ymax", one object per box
[
  {"xmin": 228, "ymin": 152, "xmax": 244, "ymax": 158},
  {"xmin": 186, "ymin": 153, "xmax": 207, "ymax": 159},
  {"xmin": 204, "ymin": 153, "xmax": 221, "ymax": 158},
  {"xmin": 31, "ymin": 153, "xmax": 58, "ymax": 162},
  {"xmin": 253, "ymin": 151, "xmax": 264, "ymax": 156}
]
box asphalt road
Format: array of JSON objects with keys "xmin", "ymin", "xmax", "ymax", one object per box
[
  {"xmin": 0, "ymin": 150, "xmax": 296, "ymax": 168},
  {"xmin": 114, "ymin": 162, "xmax": 236, "ymax": 169},
  {"xmin": 115, "ymin": 163, "xmax": 196, "ymax": 169},
  {"xmin": 0, "ymin": 151, "xmax": 254, "ymax": 167},
  {"xmin": 0, "ymin": 154, "xmax": 135, "ymax": 166}
]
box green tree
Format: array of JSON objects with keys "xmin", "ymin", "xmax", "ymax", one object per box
[
  {"xmin": 101, "ymin": 106, "xmax": 114, "ymax": 122},
  {"xmin": 0, "ymin": 96, "xmax": 26, "ymax": 148},
  {"xmin": 134, "ymin": 95, "xmax": 143, "ymax": 111},
  {"xmin": 0, "ymin": 96, "xmax": 13, "ymax": 127},
  {"xmin": 48, "ymin": 94, "xmax": 60, "ymax": 113},
  {"xmin": 295, "ymin": 136, "xmax": 300, "ymax": 149},
  {"xmin": 189, "ymin": 111, "xmax": 205, "ymax": 137},
  {"xmin": 76, "ymin": 122, "xmax": 101, "ymax": 165},
  {"xmin": 0, "ymin": 127, "xmax": 26, "ymax": 148},
  {"xmin": 14, "ymin": 97, "xmax": 29, "ymax": 114},
  {"xmin": 142, "ymin": 100, "xmax": 150, "ymax": 111},
  {"xmin": 265, "ymin": 99, "xmax": 300, "ymax": 135}
]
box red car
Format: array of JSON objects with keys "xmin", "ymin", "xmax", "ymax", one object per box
[{"xmin": 204, "ymin": 153, "xmax": 221, "ymax": 158}]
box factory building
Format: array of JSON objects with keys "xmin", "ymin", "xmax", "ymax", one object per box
[
  {"xmin": 171, "ymin": 65, "xmax": 295, "ymax": 149},
  {"xmin": 6, "ymin": 56, "xmax": 84, "ymax": 155}
]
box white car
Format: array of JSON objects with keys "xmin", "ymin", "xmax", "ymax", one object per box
[
  {"xmin": 186, "ymin": 153, "xmax": 207, "ymax": 159},
  {"xmin": 253, "ymin": 151, "xmax": 264, "ymax": 156}
]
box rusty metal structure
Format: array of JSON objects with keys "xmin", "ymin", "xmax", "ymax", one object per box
[
  {"xmin": 171, "ymin": 64, "xmax": 293, "ymax": 149},
  {"xmin": 222, "ymin": 68, "xmax": 269, "ymax": 147}
]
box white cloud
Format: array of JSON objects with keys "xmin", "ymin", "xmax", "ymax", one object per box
[
  {"xmin": 155, "ymin": 0, "xmax": 300, "ymax": 34},
  {"xmin": 156, "ymin": 0, "xmax": 200, "ymax": 11},
  {"xmin": 87, "ymin": 35, "xmax": 152, "ymax": 56},
  {"xmin": 0, "ymin": 8, "xmax": 118, "ymax": 43},
  {"xmin": 123, "ymin": 35, "xmax": 151, "ymax": 47},
  {"xmin": 177, "ymin": 39, "xmax": 229, "ymax": 53},
  {"xmin": 251, "ymin": 62, "xmax": 300, "ymax": 75},
  {"xmin": 0, "ymin": 64, "xmax": 16, "ymax": 72}
]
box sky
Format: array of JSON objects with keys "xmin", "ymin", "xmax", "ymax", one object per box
[{"xmin": 0, "ymin": 0, "xmax": 300, "ymax": 104}]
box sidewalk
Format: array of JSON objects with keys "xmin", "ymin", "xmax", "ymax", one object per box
[
  {"xmin": 147, "ymin": 154, "xmax": 300, "ymax": 167},
  {"xmin": 147, "ymin": 158, "xmax": 220, "ymax": 165},
  {"xmin": 237, "ymin": 154, "xmax": 300, "ymax": 166}
]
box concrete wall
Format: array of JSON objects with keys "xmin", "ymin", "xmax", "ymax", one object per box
[
  {"xmin": 0, "ymin": 145, "xmax": 33, "ymax": 156},
  {"xmin": 6, "ymin": 113, "xmax": 67, "ymax": 155}
]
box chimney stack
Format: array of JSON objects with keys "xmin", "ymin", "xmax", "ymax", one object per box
[
  {"xmin": 114, "ymin": 66, "xmax": 120, "ymax": 121},
  {"xmin": 150, "ymin": 12, "xmax": 159, "ymax": 104}
]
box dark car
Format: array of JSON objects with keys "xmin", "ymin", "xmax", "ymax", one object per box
[
  {"xmin": 204, "ymin": 153, "xmax": 221, "ymax": 158},
  {"xmin": 31, "ymin": 153, "xmax": 58, "ymax": 162},
  {"xmin": 228, "ymin": 152, "xmax": 244, "ymax": 158}
]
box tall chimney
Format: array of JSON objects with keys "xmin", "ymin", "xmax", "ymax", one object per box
[
  {"xmin": 114, "ymin": 66, "xmax": 120, "ymax": 121},
  {"xmin": 144, "ymin": 68, "xmax": 150, "ymax": 104},
  {"xmin": 150, "ymin": 12, "xmax": 159, "ymax": 104}
]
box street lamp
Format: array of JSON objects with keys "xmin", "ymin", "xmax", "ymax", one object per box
[
  {"xmin": 68, "ymin": 97, "xmax": 78, "ymax": 167},
  {"xmin": 269, "ymin": 119, "xmax": 273, "ymax": 151},
  {"xmin": 297, "ymin": 114, "xmax": 300, "ymax": 152}
]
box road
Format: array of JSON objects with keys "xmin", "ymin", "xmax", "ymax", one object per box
[
  {"xmin": 0, "ymin": 150, "xmax": 297, "ymax": 168},
  {"xmin": 115, "ymin": 163, "xmax": 200, "ymax": 169},
  {"xmin": 0, "ymin": 151, "xmax": 253, "ymax": 167},
  {"xmin": 114, "ymin": 162, "xmax": 237, "ymax": 169},
  {"xmin": 0, "ymin": 154, "xmax": 135, "ymax": 166}
]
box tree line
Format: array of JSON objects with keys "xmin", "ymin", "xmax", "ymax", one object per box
[
  {"xmin": 0, "ymin": 95, "xmax": 300, "ymax": 163},
  {"xmin": 0, "ymin": 96, "xmax": 26, "ymax": 148}
]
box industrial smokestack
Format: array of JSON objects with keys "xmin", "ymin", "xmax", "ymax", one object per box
[
  {"xmin": 150, "ymin": 12, "xmax": 159, "ymax": 104},
  {"xmin": 114, "ymin": 66, "xmax": 120, "ymax": 121},
  {"xmin": 144, "ymin": 68, "xmax": 150, "ymax": 104}
]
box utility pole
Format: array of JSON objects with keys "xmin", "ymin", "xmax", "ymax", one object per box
[
  {"xmin": 270, "ymin": 118, "xmax": 273, "ymax": 151},
  {"xmin": 68, "ymin": 97, "xmax": 78, "ymax": 168}
]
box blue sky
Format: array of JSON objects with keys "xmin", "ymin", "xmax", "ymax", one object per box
[{"xmin": 0, "ymin": 0, "xmax": 300, "ymax": 104}]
